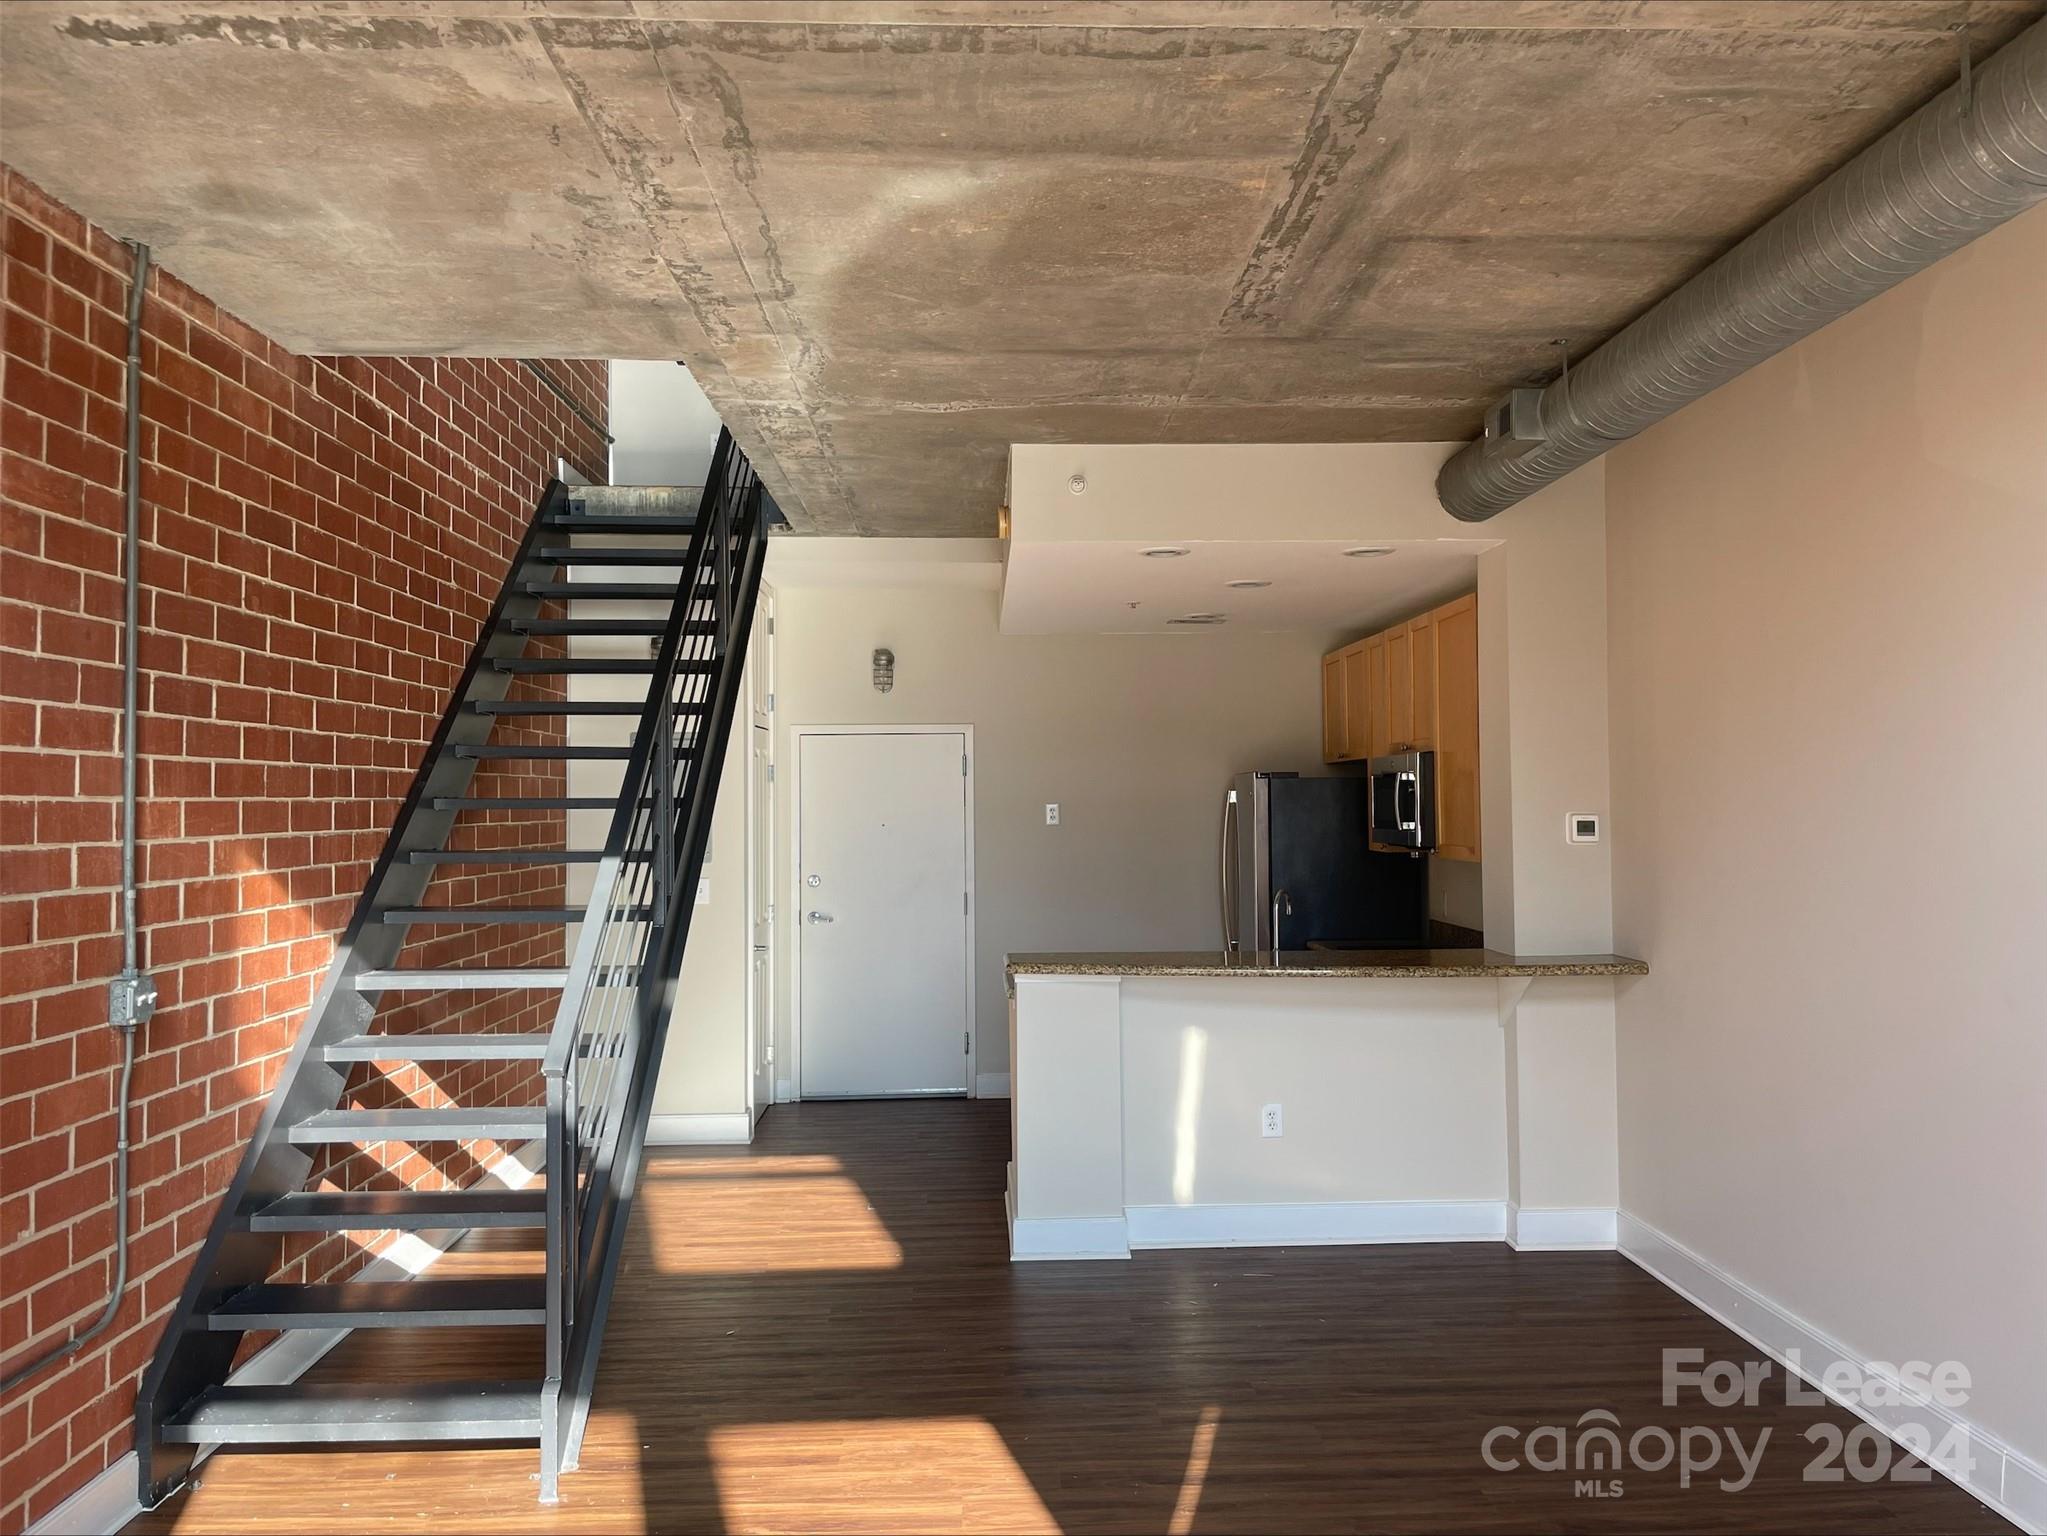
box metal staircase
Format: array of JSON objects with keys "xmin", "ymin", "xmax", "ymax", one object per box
[{"xmin": 136, "ymin": 429, "xmax": 772, "ymax": 1506}]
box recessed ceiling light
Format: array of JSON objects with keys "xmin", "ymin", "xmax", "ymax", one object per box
[
  {"xmin": 1343, "ymin": 546, "xmax": 1395, "ymax": 558},
  {"xmin": 1142, "ymin": 546, "xmax": 1191, "ymax": 558},
  {"xmin": 1168, "ymin": 612, "xmax": 1228, "ymax": 625},
  {"xmin": 1224, "ymin": 579, "xmax": 1271, "ymax": 590}
]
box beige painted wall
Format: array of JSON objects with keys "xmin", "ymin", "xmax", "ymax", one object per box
[
  {"xmin": 1119, "ymin": 977, "xmax": 1507, "ymax": 1207},
  {"xmin": 565, "ymin": 577, "xmax": 752, "ymax": 1120},
  {"xmin": 771, "ymin": 582, "xmax": 1340, "ymax": 1083},
  {"xmin": 1605, "ymin": 206, "xmax": 2047, "ymax": 1464}
]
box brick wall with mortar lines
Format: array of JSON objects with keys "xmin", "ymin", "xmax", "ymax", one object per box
[{"xmin": 0, "ymin": 166, "xmax": 609, "ymax": 1531}]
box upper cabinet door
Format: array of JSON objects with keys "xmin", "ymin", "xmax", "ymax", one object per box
[
  {"xmin": 1432, "ymin": 594, "xmax": 1481, "ymax": 861},
  {"xmin": 1341, "ymin": 644, "xmax": 1371, "ymax": 760},
  {"xmin": 1408, "ymin": 611, "xmax": 1437, "ymax": 751},
  {"xmin": 1321, "ymin": 652, "xmax": 1347, "ymax": 762},
  {"xmin": 1385, "ymin": 623, "xmax": 1414, "ymax": 749},
  {"xmin": 1364, "ymin": 634, "xmax": 1390, "ymax": 760}
]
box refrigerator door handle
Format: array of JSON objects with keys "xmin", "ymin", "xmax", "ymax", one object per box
[{"xmin": 1219, "ymin": 789, "xmax": 1238, "ymax": 952}]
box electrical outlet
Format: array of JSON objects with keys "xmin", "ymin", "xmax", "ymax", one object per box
[
  {"xmin": 1044, "ymin": 803, "xmax": 1060, "ymax": 826},
  {"xmin": 1261, "ymin": 1103, "xmax": 1283, "ymax": 1138}
]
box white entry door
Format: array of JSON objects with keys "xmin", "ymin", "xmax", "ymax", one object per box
[{"xmin": 798, "ymin": 731, "xmax": 970, "ymax": 1098}]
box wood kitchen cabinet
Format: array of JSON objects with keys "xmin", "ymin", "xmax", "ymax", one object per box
[
  {"xmin": 1321, "ymin": 652, "xmax": 1346, "ymax": 761},
  {"xmin": 1340, "ymin": 645, "xmax": 1370, "ymax": 759},
  {"xmin": 1364, "ymin": 634, "xmax": 1389, "ymax": 759},
  {"xmin": 1322, "ymin": 641, "xmax": 1375, "ymax": 762},
  {"xmin": 1385, "ymin": 623, "xmax": 1413, "ymax": 749},
  {"xmin": 1407, "ymin": 611, "xmax": 1437, "ymax": 751},
  {"xmin": 1431, "ymin": 594, "xmax": 1481, "ymax": 861},
  {"xmin": 1319, "ymin": 592, "xmax": 1481, "ymax": 862}
]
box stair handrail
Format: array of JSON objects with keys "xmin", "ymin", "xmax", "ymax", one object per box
[{"xmin": 535, "ymin": 429, "xmax": 765, "ymax": 1473}]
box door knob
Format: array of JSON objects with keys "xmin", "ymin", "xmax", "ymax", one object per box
[{"xmin": 806, "ymin": 911, "xmax": 834, "ymax": 924}]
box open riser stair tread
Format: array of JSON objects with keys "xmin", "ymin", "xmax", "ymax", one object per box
[
  {"xmin": 430, "ymin": 795, "xmax": 658, "ymax": 812},
  {"xmin": 161, "ymin": 1382, "xmax": 542, "ymax": 1444},
  {"xmin": 287, "ymin": 1107, "xmax": 548, "ymax": 1142},
  {"xmin": 403, "ymin": 848, "xmax": 651, "ymax": 864},
  {"xmin": 242, "ymin": 1188, "xmax": 547, "ymax": 1232},
  {"xmin": 373, "ymin": 906, "xmax": 652, "ymax": 924},
  {"xmin": 322, "ymin": 1032, "xmax": 551, "ymax": 1062},
  {"xmin": 206, "ymin": 1279, "xmax": 546, "ymax": 1330},
  {"xmin": 544, "ymin": 514, "xmax": 696, "ymax": 533},
  {"xmin": 450, "ymin": 744, "xmax": 635, "ymax": 760},
  {"xmin": 468, "ymin": 699, "xmax": 669, "ymax": 716},
  {"xmin": 522, "ymin": 581, "xmax": 709, "ymax": 599}
]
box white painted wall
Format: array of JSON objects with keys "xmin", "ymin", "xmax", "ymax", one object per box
[
  {"xmin": 1119, "ymin": 977, "xmax": 1506, "ymax": 1207},
  {"xmin": 563, "ymin": 558, "xmax": 751, "ymax": 1123},
  {"xmin": 1605, "ymin": 207, "xmax": 2047, "ymax": 1474},
  {"xmin": 608, "ymin": 359, "xmax": 724, "ymax": 488},
  {"xmin": 769, "ymin": 571, "xmax": 1341, "ymax": 1083}
]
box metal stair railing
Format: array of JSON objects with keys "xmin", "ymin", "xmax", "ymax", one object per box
[{"xmin": 538, "ymin": 429, "xmax": 769, "ymax": 1495}]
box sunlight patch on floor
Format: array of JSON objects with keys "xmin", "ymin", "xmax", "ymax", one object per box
[
  {"xmin": 644, "ymin": 1153, "xmax": 848, "ymax": 1179},
  {"xmin": 707, "ymin": 1417, "xmax": 1058, "ymax": 1534},
  {"xmin": 642, "ymin": 1171, "xmax": 904, "ymax": 1273},
  {"xmin": 1169, "ymin": 1405, "xmax": 1221, "ymax": 1535}
]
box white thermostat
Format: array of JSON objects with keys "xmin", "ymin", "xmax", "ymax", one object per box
[{"xmin": 1566, "ymin": 813, "xmax": 1601, "ymax": 844}]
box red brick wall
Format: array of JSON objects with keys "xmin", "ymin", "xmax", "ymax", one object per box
[{"xmin": 0, "ymin": 166, "xmax": 609, "ymax": 1531}]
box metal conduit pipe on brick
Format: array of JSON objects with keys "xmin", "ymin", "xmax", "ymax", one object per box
[
  {"xmin": 1437, "ymin": 18, "xmax": 2047, "ymax": 522},
  {"xmin": 0, "ymin": 240, "xmax": 155, "ymax": 1399}
]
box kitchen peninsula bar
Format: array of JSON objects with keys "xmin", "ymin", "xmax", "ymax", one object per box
[{"xmin": 1004, "ymin": 949, "xmax": 1648, "ymax": 1261}]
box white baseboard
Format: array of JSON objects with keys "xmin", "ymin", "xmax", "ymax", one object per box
[
  {"xmin": 1505, "ymin": 1202, "xmax": 1617, "ymax": 1251},
  {"xmin": 29, "ymin": 1144, "xmax": 543, "ymax": 1536},
  {"xmin": 646, "ymin": 1111, "xmax": 753, "ymax": 1145},
  {"xmin": 1128, "ymin": 1199, "xmax": 1508, "ymax": 1251},
  {"xmin": 1008, "ymin": 1205, "xmax": 1130, "ymax": 1260},
  {"xmin": 974, "ymin": 1072, "xmax": 1011, "ymax": 1099},
  {"xmin": 1620, "ymin": 1210, "xmax": 2043, "ymax": 1534},
  {"xmin": 1003, "ymin": 1162, "xmax": 1128, "ymax": 1260},
  {"xmin": 26, "ymin": 1449, "xmax": 143, "ymax": 1536}
]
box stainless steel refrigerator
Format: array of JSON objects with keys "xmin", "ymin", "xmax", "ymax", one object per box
[{"xmin": 1220, "ymin": 772, "xmax": 1427, "ymax": 953}]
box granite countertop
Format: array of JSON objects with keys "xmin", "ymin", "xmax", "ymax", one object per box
[{"xmin": 1005, "ymin": 949, "xmax": 1648, "ymax": 983}]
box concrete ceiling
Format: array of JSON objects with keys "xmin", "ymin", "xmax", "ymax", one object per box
[
  {"xmin": 999, "ymin": 537, "xmax": 1492, "ymax": 636},
  {"xmin": 3, "ymin": 2, "xmax": 2039, "ymax": 536}
]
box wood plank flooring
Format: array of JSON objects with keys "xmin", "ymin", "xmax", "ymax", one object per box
[{"xmin": 129, "ymin": 1099, "xmax": 2015, "ymax": 1534}]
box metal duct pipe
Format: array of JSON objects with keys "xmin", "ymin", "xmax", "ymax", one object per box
[{"xmin": 1437, "ymin": 18, "xmax": 2047, "ymax": 522}]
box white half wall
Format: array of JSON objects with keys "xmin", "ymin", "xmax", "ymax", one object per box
[
  {"xmin": 1605, "ymin": 205, "xmax": 2047, "ymax": 1472},
  {"xmin": 1118, "ymin": 976, "xmax": 1506, "ymax": 1208}
]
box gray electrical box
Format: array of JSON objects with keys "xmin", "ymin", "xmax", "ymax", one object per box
[{"xmin": 1482, "ymin": 388, "xmax": 1546, "ymax": 456}]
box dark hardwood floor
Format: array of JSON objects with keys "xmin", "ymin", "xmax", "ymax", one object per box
[{"xmin": 131, "ymin": 1099, "xmax": 2014, "ymax": 1534}]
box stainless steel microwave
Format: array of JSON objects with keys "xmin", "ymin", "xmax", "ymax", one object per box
[{"xmin": 1368, "ymin": 750, "xmax": 1436, "ymax": 853}]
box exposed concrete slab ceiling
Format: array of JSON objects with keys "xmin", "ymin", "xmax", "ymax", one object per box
[{"xmin": 3, "ymin": 1, "xmax": 2038, "ymax": 534}]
